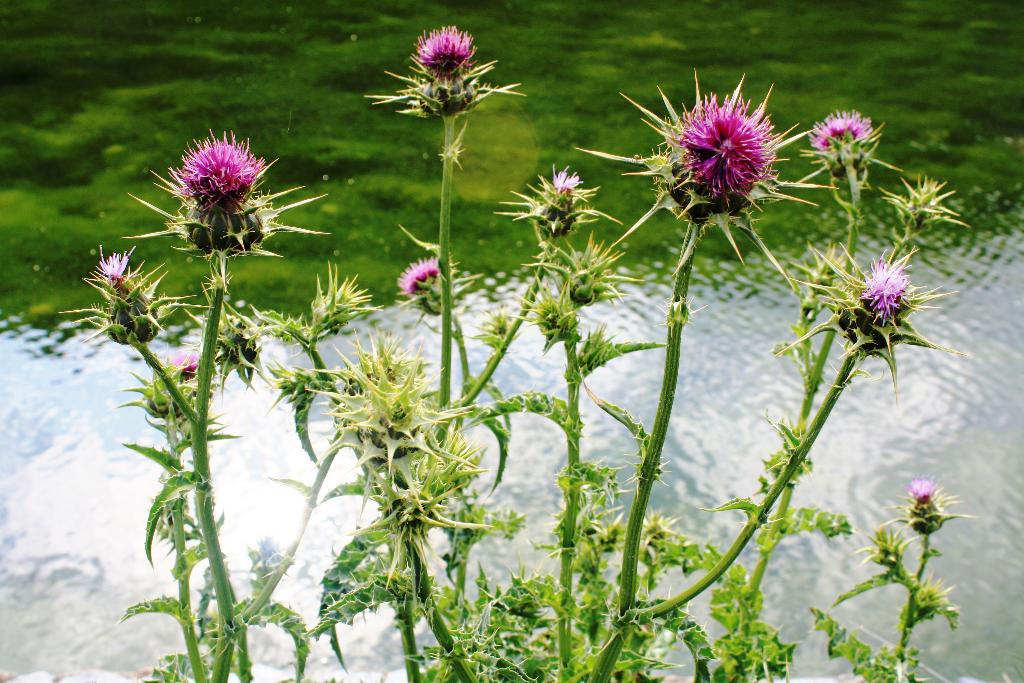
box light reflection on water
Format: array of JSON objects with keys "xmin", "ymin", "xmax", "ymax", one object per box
[{"xmin": 1, "ymin": 213, "xmax": 1022, "ymax": 679}]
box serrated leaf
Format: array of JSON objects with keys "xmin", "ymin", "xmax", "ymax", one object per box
[
  {"xmin": 270, "ymin": 477, "xmax": 311, "ymax": 498},
  {"xmin": 702, "ymin": 497, "xmax": 758, "ymax": 518},
  {"xmin": 145, "ymin": 473, "xmax": 197, "ymax": 564},
  {"xmin": 321, "ymin": 479, "xmax": 365, "ymax": 503},
  {"xmin": 583, "ymin": 382, "xmax": 647, "ymax": 445},
  {"xmin": 242, "ymin": 601, "xmax": 310, "ymax": 681},
  {"xmin": 833, "ymin": 573, "xmax": 892, "ymax": 607},
  {"xmin": 311, "ymin": 579, "xmax": 394, "ymax": 636},
  {"xmin": 122, "ymin": 596, "xmax": 188, "ymax": 626},
  {"xmin": 123, "ymin": 443, "xmax": 181, "ymax": 472},
  {"xmin": 480, "ymin": 415, "xmax": 511, "ymax": 492}
]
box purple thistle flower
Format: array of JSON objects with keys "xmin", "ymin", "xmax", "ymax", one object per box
[
  {"xmin": 810, "ymin": 110, "xmax": 873, "ymax": 151},
  {"xmin": 861, "ymin": 258, "xmax": 910, "ymax": 322},
  {"xmin": 552, "ymin": 166, "xmax": 582, "ymax": 194},
  {"xmin": 415, "ymin": 26, "xmax": 476, "ymax": 78},
  {"xmin": 678, "ymin": 89, "xmax": 777, "ymax": 199},
  {"xmin": 398, "ymin": 258, "xmax": 441, "ymax": 296},
  {"xmin": 907, "ymin": 476, "xmax": 938, "ymax": 504},
  {"xmin": 172, "ymin": 351, "xmax": 199, "ymax": 381},
  {"xmin": 170, "ymin": 132, "xmax": 266, "ymax": 211},
  {"xmin": 96, "ymin": 247, "xmax": 133, "ymax": 285}
]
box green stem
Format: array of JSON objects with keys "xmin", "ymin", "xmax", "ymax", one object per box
[
  {"xmin": 409, "ymin": 542, "xmax": 479, "ymax": 683},
  {"xmin": 453, "ymin": 318, "xmax": 471, "ymax": 395},
  {"xmin": 307, "ymin": 345, "xmax": 327, "ymax": 371},
  {"xmin": 190, "ymin": 280, "xmax": 237, "ymax": 683},
  {"xmin": 171, "ymin": 501, "xmax": 208, "ymax": 683},
  {"xmin": 133, "ymin": 343, "xmax": 198, "ymax": 425},
  {"xmin": 843, "ymin": 164, "xmax": 862, "ymax": 253},
  {"xmin": 642, "ymin": 353, "xmax": 858, "ymax": 621},
  {"xmin": 896, "ymin": 535, "xmax": 931, "ymax": 659},
  {"xmin": 557, "ymin": 338, "xmax": 583, "ymax": 680},
  {"xmin": 589, "ymin": 228, "xmax": 700, "ymax": 683},
  {"xmin": 459, "ymin": 277, "xmax": 541, "ymax": 408},
  {"xmin": 438, "ymin": 116, "xmax": 457, "ymax": 408},
  {"xmin": 239, "ymin": 444, "xmax": 340, "ymax": 622},
  {"xmin": 398, "ymin": 597, "xmax": 423, "ymax": 683},
  {"xmin": 616, "ymin": 227, "xmax": 699, "ymax": 610},
  {"xmin": 749, "ymin": 328, "xmax": 837, "ymax": 593}
]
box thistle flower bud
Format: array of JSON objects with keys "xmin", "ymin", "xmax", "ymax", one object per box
[
  {"xmin": 474, "ymin": 307, "xmax": 515, "ymax": 350},
  {"xmin": 398, "ymin": 257, "xmax": 442, "ymax": 315},
  {"xmin": 910, "ymin": 577, "xmax": 959, "ymax": 629},
  {"xmin": 310, "ymin": 265, "xmax": 376, "ymax": 339},
  {"xmin": 901, "ymin": 477, "xmax": 957, "ymax": 536},
  {"xmin": 882, "ymin": 176, "xmax": 968, "ymax": 245},
  {"xmin": 863, "ymin": 527, "xmax": 909, "ymax": 571},
  {"xmin": 530, "ymin": 290, "xmax": 579, "ymax": 350},
  {"xmin": 500, "ymin": 166, "xmax": 616, "ymax": 241},
  {"xmin": 805, "ymin": 110, "xmax": 886, "ymax": 185},
  {"xmin": 544, "ymin": 238, "xmax": 632, "ymax": 308},
  {"xmin": 216, "ymin": 305, "xmax": 261, "ymax": 386},
  {"xmin": 124, "ymin": 369, "xmax": 190, "ymax": 434},
  {"xmin": 371, "ymin": 26, "xmax": 519, "ymax": 118},
  {"xmin": 136, "ymin": 132, "xmax": 321, "ymax": 257}
]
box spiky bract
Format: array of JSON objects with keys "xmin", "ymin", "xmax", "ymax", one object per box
[
  {"xmin": 882, "ymin": 176, "xmax": 969, "ymax": 245},
  {"xmin": 370, "ymin": 27, "xmax": 519, "ymax": 118},
  {"xmin": 326, "ymin": 338, "xmax": 483, "ymax": 566},
  {"xmin": 134, "ymin": 136, "xmax": 322, "ymax": 257},
  {"xmin": 803, "ymin": 110, "xmax": 888, "ymax": 185},
  {"xmin": 786, "ymin": 249, "xmax": 954, "ymax": 389},
  {"xmin": 72, "ymin": 252, "xmax": 182, "ymax": 346},
  {"xmin": 582, "ymin": 77, "xmax": 814, "ymax": 275},
  {"xmin": 500, "ymin": 167, "xmax": 616, "ymax": 241}
]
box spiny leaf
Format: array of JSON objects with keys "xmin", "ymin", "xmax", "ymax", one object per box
[
  {"xmin": 702, "ymin": 497, "xmax": 758, "ymax": 518},
  {"xmin": 123, "ymin": 442, "xmax": 181, "ymax": 473},
  {"xmin": 145, "ymin": 473, "xmax": 197, "ymax": 564},
  {"xmin": 122, "ymin": 596, "xmax": 189, "ymax": 626},
  {"xmin": 270, "ymin": 477, "xmax": 311, "ymax": 498}
]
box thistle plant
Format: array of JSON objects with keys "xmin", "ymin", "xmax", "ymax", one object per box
[
  {"xmin": 69, "ymin": 35, "xmax": 975, "ymax": 683},
  {"xmin": 372, "ymin": 27, "xmax": 520, "ymax": 411},
  {"xmin": 813, "ymin": 478, "xmax": 962, "ymax": 682}
]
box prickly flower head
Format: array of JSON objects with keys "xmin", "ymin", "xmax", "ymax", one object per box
[
  {"xmin": 804, "ymin": 109, "xmax": 885, "ymax": 183},
  {"xmin": 170, "ymin": 132, "xmax": 266, "ymax": 212},
  {"xmin": 371, "ymin": 26, "xmax": 519, "ymax": 118},
  {"xmin": 398, "ymin": 257, "xmax": 442, "ymax": 314},
  {"xmin": 138, "ymin": 134, "xmax": 320, "ymax": 257},
  {"xmin": 501, "ymin": 166, "xmax": 615, "ymax": 241},
  {"xmin": 787, "ymin": 249, "xmax": 955, "ymax": 388},
  {"xmin": 415, "ymin": 26, "xmax": 476, "ymax": 79},
  {"xmin": 72, "ymin": 250, "xmax": 180, "ymax": 346},
  {"xmin": 809, "ymin": 111, "xmax": 873, "ymax": 152},
  {"xmin": 678, "ymin": 89, "xmax": 777, "ymax": 200},
  {"xmin": 583, "ymin": 78, "xmax": 810, "ymax": 274},
  {"xmin": 902, "ymin": 477, "xmax": 957, "ymax": 536},
  {"xmin": 329, "ymin": 339, "xmax": 482, "ymax": 562}
]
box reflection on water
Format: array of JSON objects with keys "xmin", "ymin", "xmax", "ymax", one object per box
[{"xmin": 1, "ymin": 194, "xmax": 1022, "ymax": 679}]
